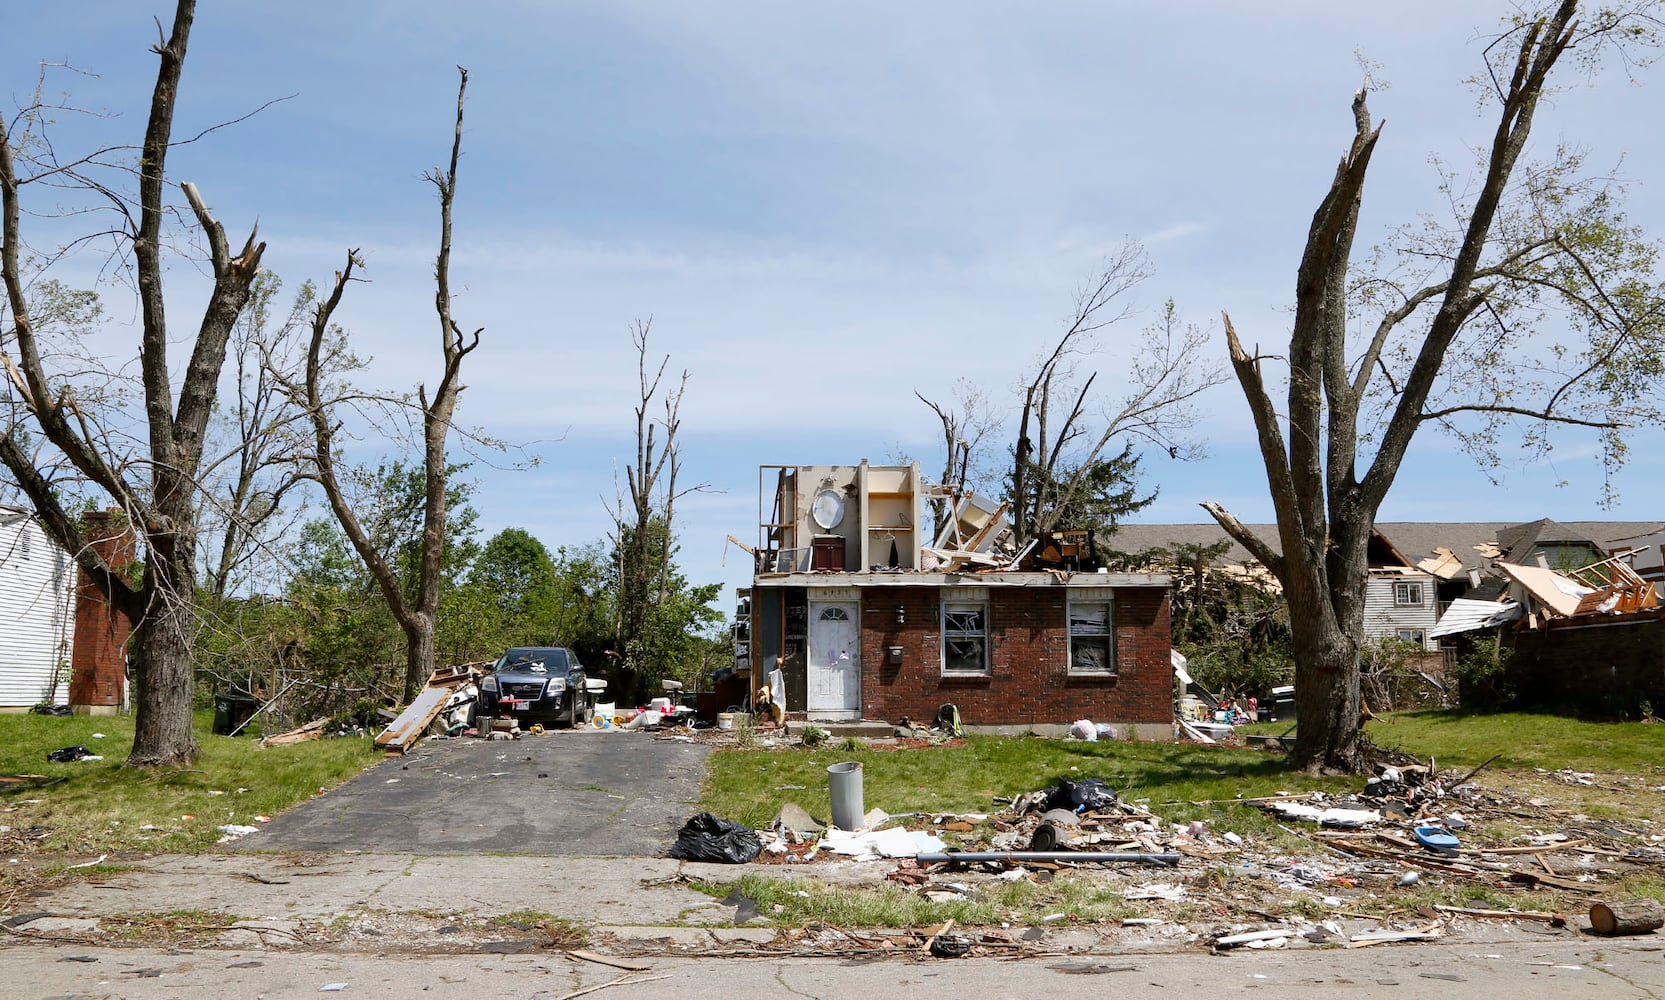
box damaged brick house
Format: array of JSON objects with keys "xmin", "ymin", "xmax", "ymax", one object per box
[{"xmin": 736, "ymin": 462, "xmax": 1174, "ymax": 737}]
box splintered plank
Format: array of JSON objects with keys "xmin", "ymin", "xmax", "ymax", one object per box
[{"xmin": 374, "ymin": 686, "xmax": 454, "ymax": 752}]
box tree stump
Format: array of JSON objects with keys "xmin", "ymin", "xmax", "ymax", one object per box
[{"xmin": 1589, "ymin": 898, "xmax": 1665, "ymax": 936}]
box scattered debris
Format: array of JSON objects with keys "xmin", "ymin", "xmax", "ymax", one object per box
[
  {"xmin": 259, "ymin": 718, "xmax": 329, "ymax": 747},
  {"xmin": 44, "ymin": 746, "xmax": 95, "ymax": 763},
  {"xmin": 771, "ymin": 802, "xmax": 824, "ymax": 836},
  {"xmin": 565, "ymin": 950, "xmax": 653, "ymax": 972},
  {"xmin": 374, "ymin": 663, "xmax": 483, "ymax": 753}
]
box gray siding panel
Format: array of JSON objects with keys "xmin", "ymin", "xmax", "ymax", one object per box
[{"xmin": 1363, "ymin": 575, "xmax": 1439, "ymax": 650}]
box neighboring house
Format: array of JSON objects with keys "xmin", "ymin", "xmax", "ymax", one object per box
[
  {"xmin": 1361, "ymin": 531, "xmax": 1439, "ymax": 652},
  {"xmin": 0, "ymin": 506, "xmax": 77, "ymax": 709},
  {"xmin": 1106, "ymin": 521, "xmax": 1441, "ymax": 651},
  {"xmin": 741, "ymin": 462, "xmax": 1174, "ymax": 737},
  {"xmin": 1109, "ymin": 519, "xmax": 1661, "ymax": 612},
  {"xmin": 1607, "ymin": 525, "xmax": 1665, "ymax": 588},
  {"xmin": 1490, "ymin": 518, "xmax": 1611, "ymax": 572}
]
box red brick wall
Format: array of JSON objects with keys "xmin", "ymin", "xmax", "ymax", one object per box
[
  {"xmin": 857, "ymin": 585, "xmax": 1171, "ymax": 727},
  {"xmin": 68, "ymin": 511, "xmax": 134, "ymax": 709}
]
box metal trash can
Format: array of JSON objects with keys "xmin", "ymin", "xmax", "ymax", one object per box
[{"xmin": 827, "ymin": 761, "xmax": 864, "ymax": 831}]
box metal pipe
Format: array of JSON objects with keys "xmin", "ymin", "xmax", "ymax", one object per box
[{"xmin": 916, "ymin": 851, "xmax": 1181, "ymax": 866}]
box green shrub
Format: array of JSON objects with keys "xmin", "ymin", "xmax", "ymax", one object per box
[{"xmin": 1451, "ymin": 640, "xmax": 1514, "ymax": 709}]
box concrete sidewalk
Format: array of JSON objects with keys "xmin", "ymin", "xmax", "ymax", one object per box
[{"xmin": 18, "ymin": 850, "xmax": 891, "ymax": 951}]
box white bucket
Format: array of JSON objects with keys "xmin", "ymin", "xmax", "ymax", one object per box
[
  {"xmin": 594, "ymin": 702, "xmax": 614, "ymax": 721},
  {"xmin": 718, "ymin": 711, "xmax": 746, "ymax": 731}
]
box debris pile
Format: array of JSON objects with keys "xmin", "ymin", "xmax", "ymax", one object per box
[{"xmin": 639, "ymin": 759, "xmax": 1665, "ymax": 960}]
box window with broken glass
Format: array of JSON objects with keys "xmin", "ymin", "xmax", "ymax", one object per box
[
  {"xmin": 1068, "ymin": 600, "xmax": 1115, "ymax": 675},
  {"xmin": 941, "ymin": 600, "xmax": 989, "ymax": 674}
]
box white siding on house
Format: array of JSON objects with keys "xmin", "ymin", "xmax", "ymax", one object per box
[
  {"xmin": 1362, "ymin": 573, "xmax": 1439, "ymax": 651},
  {"xmin": 0, "ymin": 511, "xmax": 77, "ymax": 708}
]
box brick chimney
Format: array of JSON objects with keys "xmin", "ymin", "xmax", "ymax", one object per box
[{"xmin": 69, "ymin": 510, "xmax": 134, "ymax": 715}]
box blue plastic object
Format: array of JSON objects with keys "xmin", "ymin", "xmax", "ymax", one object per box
[{"xmin": 1413, "ymin": 825, "xmax": 1461, "ymax": 850}]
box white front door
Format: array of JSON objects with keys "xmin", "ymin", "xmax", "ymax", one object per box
[{"xmin": 807, "ymin": 602, "xmax": 860, "ymax": 717}]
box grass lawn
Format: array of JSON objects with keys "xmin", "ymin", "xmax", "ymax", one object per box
[
  {"xmin": 0, "ymin": 709, "xmax": 378, "ymax": 859},
  {"xmin": 1359, "ymin": 709, "xmax": 1665, "ymax": 774},
  {"xmin": 702, "ymin": 734, "xmax": 1357, "ymax": 839},
  {"xmin": 703, "ymin": 710, "xmax": 1665, "ymax": 842}
]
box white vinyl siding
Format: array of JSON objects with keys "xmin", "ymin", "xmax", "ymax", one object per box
[
  {"xmin": 0, "ymin": 512, "xmax": 77, "ymax": 708},
  {"xmin": 1363, "ymin": 574, "xmax": 1438, "ymax": 651}
]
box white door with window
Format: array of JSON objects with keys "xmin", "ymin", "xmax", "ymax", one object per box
[{"xmin": 808, "ymin": 602, "xmax": 860, "ymax": 717}]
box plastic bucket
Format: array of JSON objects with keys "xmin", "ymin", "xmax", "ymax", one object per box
[{"xmin": 827, "ymin": 761, "xmax": 865, "ymax": 831}]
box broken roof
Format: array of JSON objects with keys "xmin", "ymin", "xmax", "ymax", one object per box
[
  {"xmin": 1429, "ymin": 598, "xmax": 1522, "ymax": 638},
  {"xmin": 1106, "ymin": 521, "xmax": 1662, "ymax": 574},
  {"xmin": 1495, "ymin": 561, "xmax": 1592, "ymax": 618},
  {"xmin": 1494, "ymin": 518, "xmax": 1605, "ymax": 563}
]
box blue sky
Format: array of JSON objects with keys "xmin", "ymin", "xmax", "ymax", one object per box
[{"xmin": 7, "ymin": 2, "xmax": 1664, "ymax": 612}]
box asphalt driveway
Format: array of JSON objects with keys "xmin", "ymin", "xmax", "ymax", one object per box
[{"xmin": 236, "ymin": 728, "xmax": 711, "ymax": 856}]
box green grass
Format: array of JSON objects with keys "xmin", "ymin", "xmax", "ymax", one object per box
[
  {"xmin": 696, "ymin": 870, "xmax": 1142, "ymax": 928},
  {"xmin": 700, "ymin": 734, "xmax": 1355, "ymax": 838},
  {"xmin": 0, "ymin": 709, "xmax": 378, "ymax": 856},
  {"xmin": 1358, "ymin": 710, "xmax": 1665, "ymax": 773}
]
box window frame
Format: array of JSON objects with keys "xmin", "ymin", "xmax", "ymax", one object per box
[
  {"xmin": 1397, "ymin": 628, "xmax": 1426, "ymax": 646},
  {"xmin": 1392, "ymin": 581, "xmax": 1424, "ymax": 607},
  {"xmin": 940, "ymin": 589, "xmax": 990, "ymax": 675},
  {"xmin": 1067, "ymin": 591, "xmax": 1116, "ymax": 676}
]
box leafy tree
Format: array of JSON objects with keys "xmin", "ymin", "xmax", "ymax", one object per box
[
  {"xmin": 1010, "ymin": 441, "xmax": 1154, "ymax": 538},
  {"xmin": 1106, "ymin": 541, "xmax": 1292, "ymax": 699},
  {"xmin": 446, "ymin": 527, "xmax": 559, "ymax": 660},
  {"xmin": 469, "ymin": 528, "xmax": 558, "ymax": 626},
  {"xmin": 614, "ymin": 516, "xmax": 724, "ymax": 699},
  {"xmin": 1203, "ymin": 1, "xmax": 1665, "ymax": 771},
  {"xmin": 550, "ymin": 541, "xmax": 617, "ymax": 670},
  {"xmin": 0, "ymin": 0, "xmax": 266, "ymax": 765}
]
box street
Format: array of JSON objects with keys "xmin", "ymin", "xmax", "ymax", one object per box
[{"xmin": 11, "ymin": 935, "xmax": 1664, "ymax": 999}]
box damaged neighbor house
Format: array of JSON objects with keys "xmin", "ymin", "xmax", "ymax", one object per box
[
  {"xmin": 1107, "ymin": 521, "xmax": 1442, "ymax": 651},
  {"xmin": 1453, "ymin": 544, "xmax": 1665, "ymax": 715},
  {"xmin": 736, "ymin": 462, "xmax": 1174, "ymax": 737}
]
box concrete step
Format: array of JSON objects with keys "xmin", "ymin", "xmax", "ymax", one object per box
[{"xmin": 805, "ymin": 719, "xmax": 897, "ymax": 739}]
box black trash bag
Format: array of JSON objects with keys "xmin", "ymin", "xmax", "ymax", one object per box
[
  {"xmin": 30, "ymin": 704, "xmax": 72, "ymax": 717},
  {"xmin": 1046, "ymin": 777, "xmax": 1118, "ymax": 813},
  {"xmin": 46, "ymin": 745, "xmax": 93, "ymax": 763},
  {"xmin": 668, "ymin": 812, "xmax": 762, "ymax": 864}
]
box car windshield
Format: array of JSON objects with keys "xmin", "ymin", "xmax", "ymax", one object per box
[{"xmin": 497, "ymin": 648, "xmax": 569, "ymax": 673}]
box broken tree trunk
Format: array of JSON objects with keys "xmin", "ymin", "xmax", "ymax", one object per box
[{"xmin": 1589, "ymin": 898, "xmax": 1665, "ymax": 936}]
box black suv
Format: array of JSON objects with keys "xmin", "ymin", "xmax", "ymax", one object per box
[{"xmin": 476, "ymin": 647, "xmax": 592, "ymax": 728}]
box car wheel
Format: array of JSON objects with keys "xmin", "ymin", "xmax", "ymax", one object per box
[{"xmin": 575, "ymin": 696, "xmax": 590, "ymax": 727}]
